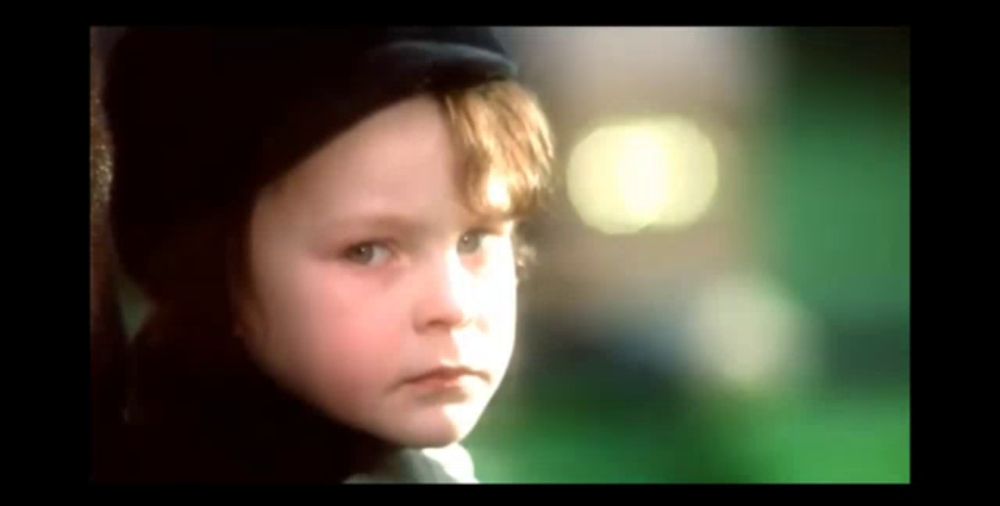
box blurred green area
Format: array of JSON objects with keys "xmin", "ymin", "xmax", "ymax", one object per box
[
  {"xmin": 467, "ymin": 378, "xmax": 908, "ymax": 483},
  {"xmin": 467, "ymin": 27, "xmax": 909, "ymax": 483},
  {"xmin": 758, "ymin": 29, "xmax": 910, "ymax": 329}
]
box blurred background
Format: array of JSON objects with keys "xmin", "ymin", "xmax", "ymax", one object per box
[
  {"xmin": 463, "ymin": 26, "xmax": 909, "ymax": 483},
  {"xmin": 93, "ymin": 26, "xmax": 910, "ymax": 483}
]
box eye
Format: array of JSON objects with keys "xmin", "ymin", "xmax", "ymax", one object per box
[
  {"xmin": 457, "ymin": 230, "xmax": 488, "ymax": 255},
  {"xmin": 344, "ymin": 242, "xmax": 392, "ymax": 266}
]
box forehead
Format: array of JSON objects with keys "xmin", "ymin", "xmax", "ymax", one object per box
[{"xmin": 258, "ymin": 95, "xmax": 511, "ymax": 226}]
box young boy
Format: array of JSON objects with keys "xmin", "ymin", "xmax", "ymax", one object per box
[{"xmin": 99, "ymin": 27, "xmax": 553, "ymax": 483}]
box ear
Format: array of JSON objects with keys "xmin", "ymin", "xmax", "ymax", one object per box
[
  {"xmin": 224, "ymin": 220, "xmax": 265, "ymax": 341},
  {"xmin": 230, "ymin": 285, "xmax": 266, "ymax": 341},
  {"xmin": 227, "ymin": 266, "xmax": 264, "ymax": 342}
]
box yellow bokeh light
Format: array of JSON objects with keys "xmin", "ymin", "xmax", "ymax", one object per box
[{"xmin": 567, "ymin": 117, "xmax": 719, "ymax": 234}]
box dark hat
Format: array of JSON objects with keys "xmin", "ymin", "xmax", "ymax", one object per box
[{"xmin": 102, "ymin": 27, "xmax": 517, "ymax": 297}]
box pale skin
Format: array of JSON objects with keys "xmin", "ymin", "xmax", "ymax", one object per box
[{"xmin": 236, "ymin": 95, "xmax": 519, "ymax": 448}]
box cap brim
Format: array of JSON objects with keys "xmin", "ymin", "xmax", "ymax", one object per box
[{"xmin": 357, "ymin": 40, "xmax": 518, "ymax": 92}]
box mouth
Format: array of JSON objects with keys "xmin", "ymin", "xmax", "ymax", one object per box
[
  {"xmin": 409, "ymin": 365, "xmax": 488, "ymax": 382},
  {"xmin": 403, "ymin": 365, "xmax": 489, "ymax": 390}
]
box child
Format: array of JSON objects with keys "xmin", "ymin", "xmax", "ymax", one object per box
[{"xmin": 99, "ymin": 27, "xmax": 554, "ymax": 483}]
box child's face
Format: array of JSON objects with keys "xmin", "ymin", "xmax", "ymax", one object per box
[{"xmin": 239, "ymin": 95, "xmax": 518, "ymax": 448}]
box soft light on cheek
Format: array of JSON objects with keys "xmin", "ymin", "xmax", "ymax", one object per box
[
  {"xmin": 484, "ymin": 288, "xmax": 518, "ymax": 388},
  {"xmin": 478, "ymin": 269, "xmax": 518, "ymax": 347}
]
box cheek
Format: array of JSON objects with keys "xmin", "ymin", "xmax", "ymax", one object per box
[
  {"xmin": 254, "ymin": 261, "xmax": 408, "ymax": 396},
  {"xmin": 477, "ymin": 267, "xmax": 519, "ymax": 366},
  {"xmin": 306, "ymin": 265, "xmax": 404, "ymax": 347},
  {"xmin": 486, "ymin": 250, "xmax": 518, "ymax": 325}
]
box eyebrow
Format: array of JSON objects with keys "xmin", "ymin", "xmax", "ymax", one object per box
[
  {"xmin": 321, "ymin": 213, "xmax": 430, "ymax": 236},
  {"xmin": 319, "ymin": 211, "xmax": 515, "ymax": 238}
]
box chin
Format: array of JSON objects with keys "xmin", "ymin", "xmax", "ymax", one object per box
[{"xmin": 390, "ymin": 405, "xmax": 483, "ymax": 448}]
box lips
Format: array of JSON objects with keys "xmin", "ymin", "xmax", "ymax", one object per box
[{"xmin": 405, "ymin": 365, "xmax": 488, "ymax": 385}]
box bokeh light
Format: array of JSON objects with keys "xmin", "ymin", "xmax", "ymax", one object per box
[{"xmin": 567, "ymin": 117, "xmax": 719, "ymax": 234}]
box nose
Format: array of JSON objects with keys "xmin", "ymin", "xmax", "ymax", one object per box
[{"xmin": 414, "ymin": 250, "xmax": 478, "ymax": 334}]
